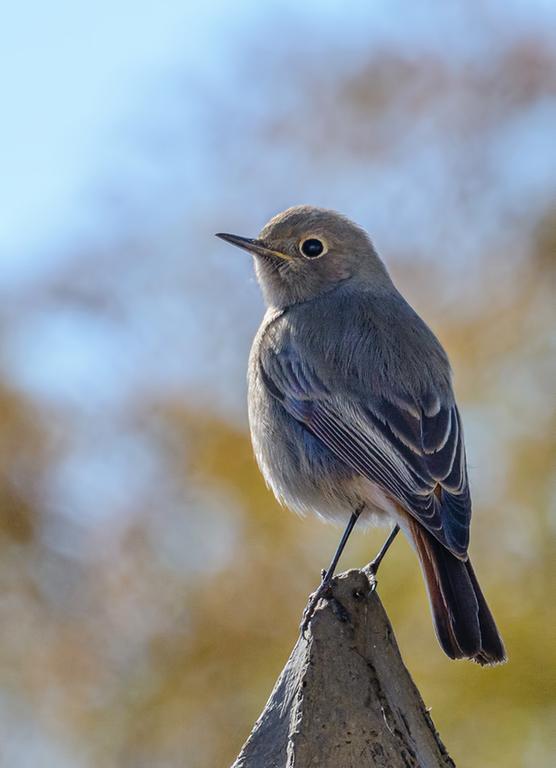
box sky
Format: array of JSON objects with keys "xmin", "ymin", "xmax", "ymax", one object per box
[
  {"xmin": 2, "ymin": 0, "xmax": 555, "ymax": 274},
  {"xmin": 2, "ymin": 1, "xmax": 193, "ymax": 271}
]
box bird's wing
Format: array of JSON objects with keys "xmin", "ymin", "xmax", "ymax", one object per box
[{"xmin": 259, "ymin": 343, "xmax": 470, "ymax": 558}]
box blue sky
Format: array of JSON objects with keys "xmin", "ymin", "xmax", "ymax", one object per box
[
  {"xmin": 2, "ymin": 1, "xmax": 194, "ymax": 265},
  {"xmin": 3, "ymin": 0, "xmax": 555, "ymax": 270}
]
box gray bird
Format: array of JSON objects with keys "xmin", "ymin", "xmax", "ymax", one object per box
[{"xmin": 216, "ymin": 205, "xmax": 506, "ymax": 665}]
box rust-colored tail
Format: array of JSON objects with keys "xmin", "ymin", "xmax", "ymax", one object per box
[{"xmin": 409, "ymin": 520, "xmax": 506, "ymax": 665}]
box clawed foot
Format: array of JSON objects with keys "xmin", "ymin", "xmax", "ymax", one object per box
[
  {"xmin": 363, "ymin": 562, "xmax": 379, "ymax": 593},
  {"xmin": 300, "ymin": 572, "xmax": 333, "ymax": 637}
]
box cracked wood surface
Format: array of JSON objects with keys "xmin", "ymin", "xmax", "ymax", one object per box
[{"xmin": 231, "ymin": 569, "xmax": 455, "ymax": 768}]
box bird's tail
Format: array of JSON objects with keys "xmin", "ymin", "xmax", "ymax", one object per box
[{"xmin": 408, "ymin": 519, "xmax": 506, "ymax": 665}]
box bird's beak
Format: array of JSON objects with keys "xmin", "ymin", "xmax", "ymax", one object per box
[{"xmin": 215, "ymin": 232, "xmax": 292, "ymax": 261}]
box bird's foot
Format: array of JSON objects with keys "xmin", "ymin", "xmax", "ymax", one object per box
[
  {"xmin": 300, "ymin": 572, "xmax": 333, "ymax": 637},
  {"xmin": 363, "ymin": 563, "xmax": 379, "ymax": 594}
]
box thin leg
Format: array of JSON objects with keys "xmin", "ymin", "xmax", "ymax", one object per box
[
  {"xmin": 322, "ymin": 508, "xmax": 361, "ymax": 583},
  {"xmin": 300, "ymin": 507, "xmax": 361, "ymax": 635},
  {"xmin": 365, "ymin": 524, "xmax": 400, "ymax": 579}
]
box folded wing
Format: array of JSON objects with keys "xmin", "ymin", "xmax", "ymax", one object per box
[{"xmin": 260, "ymin": 344, "xmax": 471, "ymax": 558}]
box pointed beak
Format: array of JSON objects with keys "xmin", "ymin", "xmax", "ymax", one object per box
[{"xmin": 215, "ymin": 232, "xmax": 292, "ymax": 261}]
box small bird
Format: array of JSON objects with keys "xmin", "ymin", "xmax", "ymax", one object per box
[{"xmin": 217, "ymin": 206, "xmax": 506, "ymax": 665}]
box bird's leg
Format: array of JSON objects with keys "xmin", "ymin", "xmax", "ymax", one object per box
[
  {"xmin": 300, "ymin": 507, "xmax": 362, "ymax": 636},
  {"xmin": 364, "ymin": 524, "xmax": 400, "ymax": 590}
]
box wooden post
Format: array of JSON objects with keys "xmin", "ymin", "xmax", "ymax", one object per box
[{"xmin": 231, "ymin": 569, "xmax": 455, "ymax": 768}]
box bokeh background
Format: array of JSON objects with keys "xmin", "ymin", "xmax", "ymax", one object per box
[{"xmin": 1, "ymin": 2, "xmax": 555, "ymax": 766}]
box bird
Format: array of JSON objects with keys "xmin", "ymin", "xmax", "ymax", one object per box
[{"xmin": 216, "ymin": 205, "xmax": 506, "ymax": 665}]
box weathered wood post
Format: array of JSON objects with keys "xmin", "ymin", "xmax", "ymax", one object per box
[{"xmin": 232, "ymin": 569, "xmax": 455, "ymax": 768}]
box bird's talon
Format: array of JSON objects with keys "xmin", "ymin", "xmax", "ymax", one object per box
[{"xmin": 364, "ymin": 566, "xmax": 378, "ymax": 594}]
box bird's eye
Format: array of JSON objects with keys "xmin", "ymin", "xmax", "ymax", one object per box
[{"xmin": 300, "ymin": 238, "xmax": 326, "ymax": 259}]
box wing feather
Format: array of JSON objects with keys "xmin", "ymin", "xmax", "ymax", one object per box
[{"xmin": 261, "ymin": 344, "xmax": 471, "ymax": 557}]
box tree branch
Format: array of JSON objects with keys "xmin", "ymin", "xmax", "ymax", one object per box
[{"xmin": 232, "ymin": 569, "xmax": 455, "ymax": 768}]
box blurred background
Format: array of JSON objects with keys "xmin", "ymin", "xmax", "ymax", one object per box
[{"xmin": 1, "ymin": 1, "xmax": 555, "ymax": 766}]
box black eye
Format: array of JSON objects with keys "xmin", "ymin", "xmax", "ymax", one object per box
[{"xmin": 300, "ymin": 238, "xmax": 325, "ymax": 258}]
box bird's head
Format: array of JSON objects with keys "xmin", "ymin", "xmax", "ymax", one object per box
[{"xmin": 216, "ymin": 205, "xmax": 392, "ymax": 308}]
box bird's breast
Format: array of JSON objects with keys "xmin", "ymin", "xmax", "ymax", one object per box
[{"xmin": 247, "ymin": 347, "xmax": 393, "ymax": 528}]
